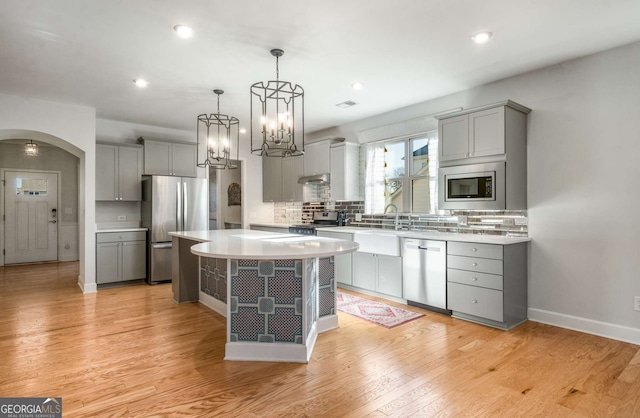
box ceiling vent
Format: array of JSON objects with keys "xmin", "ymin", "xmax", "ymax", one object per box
[{"xmin": 336, "ymin": 100, "xmax": 358, "ymax": 108}]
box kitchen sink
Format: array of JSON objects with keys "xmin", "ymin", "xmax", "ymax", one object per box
[{"xmin": 353, "ymin": 230, "xmax": 401, "ymax": 256}]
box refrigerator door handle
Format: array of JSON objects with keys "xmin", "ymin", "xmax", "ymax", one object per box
[
  {"xmin": 176, "ymin": 182, "xmax": 182, "ymax": 232},
  {"xmin": 183, "ymin": 182, "xmax": 188, "ymax": 232},
  {"xmin": 152, "ymin": 243, "xmax": 172, "ymax": 249}
]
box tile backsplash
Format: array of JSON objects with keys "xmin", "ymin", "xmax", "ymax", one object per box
[{"xmin": 274, "ymin": 201, "xmax": 528, "ymax": 237}]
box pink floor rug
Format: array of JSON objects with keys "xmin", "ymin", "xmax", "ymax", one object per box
[{"xmin": 336, "ymin": 292, "xmax": 424, "ymax": 328}]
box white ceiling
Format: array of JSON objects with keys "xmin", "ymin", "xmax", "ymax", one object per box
[{"xmin": 1, "ymin": 0, "xmax": 639, "ymax": 134}]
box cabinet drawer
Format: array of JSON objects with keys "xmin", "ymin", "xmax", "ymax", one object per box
[
  {"xmin": 447, "ymin": 242, "xmax": 503, "ymax": 260},
  {"xmin": 447, "ymin": 255, "xmax": 503, "ymax": 275},
  {"xmin": 448, "ymin": 282, "xmax": 503, "ymax": 322},
  {"xmin": 97, "ymin": 231, "xmax": 146, "ymax": 243},
  {"xmin": 447, "ymin": 268, "xmax": 503, "ymax": 291}
]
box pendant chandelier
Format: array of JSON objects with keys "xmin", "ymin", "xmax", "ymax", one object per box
[
  {"xmin": 197, "ymin": 89, "xmax": 239, "ymax": 169},
  {"xmin": 25, "ymin": 140, "xmax": 38, "ymax": 156},
  {"xmin": 250, "ymin": 48, "xmax": 304, "ymax": 157}
]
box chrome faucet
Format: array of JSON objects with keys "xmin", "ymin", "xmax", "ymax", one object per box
[{"xmin": 384, "ymin": 203, "xmax": 400, "ymax": 230}]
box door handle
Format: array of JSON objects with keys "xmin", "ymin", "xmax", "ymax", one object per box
[{"xmin": 49, "ymin": 220, "xmax": 57, "ymax": 223}]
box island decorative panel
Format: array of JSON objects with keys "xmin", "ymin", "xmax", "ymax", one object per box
[
  {"xmin": 318, "ymin": 257, "xmax": 335, "ymax": 318},
  {"xmin": 229, "ymin": 259, "xmax": 304, "ymax": 344},
  {"xmin": 200, "ymin": 257, "xmax": 227, "ymax": 303}
]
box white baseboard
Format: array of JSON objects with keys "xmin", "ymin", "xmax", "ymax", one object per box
[
  {"xmin": 199, "ymin": 292, "xmax": 227, "ymax": 317},
  {"xmin": 224, "ymin": 325, "xmax": 318, "ymax": 363},
  {"xmin": 528, "ymin": 308, "xmax": 640, "ymax": 345},
  {"xmin": 78, "ymin": 276, "xmax": 97, "ymax": 294},
  {"xmin": 318, "ymin": 314, "xmax": 339, "ymax": 333}
]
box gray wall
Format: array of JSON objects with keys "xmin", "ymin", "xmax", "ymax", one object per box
[
  {"xmin": 0, "ymin": 142, "xmax": 79, "ymax": 223},
  {"xmin": 310, "ymin": 41, "xmax": 640, "ymax": 342}
]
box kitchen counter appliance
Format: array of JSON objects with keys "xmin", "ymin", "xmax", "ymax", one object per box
[
  {"xmin": 289, "ymin": 211, "xmax": 347, "ymax": 235},
  {"xmin": 402, "ymin": 238, "xmax": 450, "ymax": 314},
  {"xmin": 141, "ymin": 175, "xmax": 207, "ymax": 284}
]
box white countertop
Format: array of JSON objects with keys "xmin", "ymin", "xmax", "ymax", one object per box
[
  {"xmin": 169, "ymin": 229, "xmax": 359, "ymax": 259},
  {"xmin": 316, "ymin": 227, "xmax": 530, "ymax": 245},
  {"xmin": 96, "ymin": 227, "xmax": 148, "ymax": 233}
]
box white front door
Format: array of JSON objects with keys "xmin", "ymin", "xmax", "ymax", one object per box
[{"xmin": 4, "ymin": 171, "xmax": 58, "ymax": 264}]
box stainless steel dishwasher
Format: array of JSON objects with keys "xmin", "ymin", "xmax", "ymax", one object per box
[{"xmin": 402, "ymin": 238, "xmax": 449, "ymax": 313}]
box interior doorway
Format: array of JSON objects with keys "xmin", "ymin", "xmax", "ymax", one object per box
[
  {"xmin": 209, "ymin": 160, "xmax": 242, "ymax": 230},
  {"xmin": 4, "ymin": 170, "xmax": 59, "ymax": 264}
]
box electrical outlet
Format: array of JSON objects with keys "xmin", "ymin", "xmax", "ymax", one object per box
[
  {"xmin": 117, "ymin": 215, "xmax": 126, "ymax": 221},
  {"xmin": 635, "ymin": 296, "xmax": 640, "ymax": 312},
  {"xmin": 355, "ymin": 213, "xmax": 362, "ymax": 222}
]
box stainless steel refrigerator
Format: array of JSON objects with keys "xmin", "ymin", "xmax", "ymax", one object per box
[{"xmin": 141, "ymin": 175, "xmax": 207, "ymax": 284}]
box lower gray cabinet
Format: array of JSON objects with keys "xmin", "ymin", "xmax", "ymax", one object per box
[
  {"xmin": 96, "ymin": 231, "xmax": 146, "ymax": 284},
  {"xmin": 317, "ymin": 230, "xmax": 353, "ymax": 286},
  {"xmin": 353, "ymin": 252, "xmax": 402, "ymax": 298},
  {"xmin": 446, "ymin": 241, "xmax": 527, "ymax": 329}
]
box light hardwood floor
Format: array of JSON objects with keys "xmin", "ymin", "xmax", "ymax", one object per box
[{"xmin": 0, "ymin": 262, "xmax": 639, "ymax": 417}]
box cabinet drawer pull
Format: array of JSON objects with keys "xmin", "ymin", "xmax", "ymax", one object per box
[
  {"xmin": 471, "ymin": 248, "xmax": 477, "ymax": 252},
  {"xmin": 472, "ymin": 277, "xmax": 478, "ymax": 281},
  {"xmin": 472, "ymin": 262, "xmax": 478, "ymax": 267},
  {"xmin": 471, "ymin": 299, "xmax": 478, "ymax": 304}
]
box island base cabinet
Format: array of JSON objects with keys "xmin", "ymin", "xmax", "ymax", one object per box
[
  {"xmin": 353, "ymin": 252, "xmax": 402, "ymax": 299},
  {"xmin": 225, "ymin": 257, "xmax": 336, "ymax": 363}
]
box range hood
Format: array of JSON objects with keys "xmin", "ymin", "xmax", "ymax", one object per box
[{"xmin": 298, "ymin": 173, "xmax": 330, "ymax": 184}]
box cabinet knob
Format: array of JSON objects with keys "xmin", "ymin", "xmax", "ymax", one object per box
[
  {"xmin": 471, "ymin": 248, "xmax": 477, "ymax": 252},
  {"xmin": 471, "ymin": 299, "xmax": 478, "ymax": 304},
  {"xmin": 472, "ymin": 262, "xmax": 478, "ymax": 267},
  {"xmin": 471, "ymin": 277, "xmax": 478, "ymax": 281}
]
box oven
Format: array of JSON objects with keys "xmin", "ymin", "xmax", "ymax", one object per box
[
  {"xmin": 438, "ymin": 162, "xmax": 505, "ymax": 210},
  {"xmin": 288, "ymin": 211, "xmax": 346, "ymax": 235}
]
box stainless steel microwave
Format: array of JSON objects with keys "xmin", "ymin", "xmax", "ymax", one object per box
[{"xmin": 438, "ymin": 162, "xmax": 505, "ymax": 210}]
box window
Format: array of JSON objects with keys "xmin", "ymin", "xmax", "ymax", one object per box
[{"xmin": 364, "ymin": 131, "xmax": 438, "ymax": 214}]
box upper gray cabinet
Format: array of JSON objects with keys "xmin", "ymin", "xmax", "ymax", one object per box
[
  {"xmin": 142, "ymin": 139, "xmax": 197, "ymax": 177},
  {"xmin": 96, "ymin": 144, "xmax": 143, "ymax": 201},
  {"xmin": 303, "ymin": 141, "xmax": 331, "ymax": 176},
  {"xmin": 437, "ymin": 101, "xmax": 530, "ymax": 165},
  {"xmin": 330, "ymin": 142, "xmax": 361, "ymax": 201},
  {"xmin": 262, "ymin": 156, "xmax": 304, "ymax": 202}
]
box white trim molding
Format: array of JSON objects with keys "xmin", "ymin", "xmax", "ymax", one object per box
[{"xmin": 528, "ymin": 308, "xmax": 640, "ymax": 345}]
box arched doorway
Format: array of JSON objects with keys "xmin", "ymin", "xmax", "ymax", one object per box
[{"xmin": 0, "ymin": 123, "xmax": 96, "ymax": 292}]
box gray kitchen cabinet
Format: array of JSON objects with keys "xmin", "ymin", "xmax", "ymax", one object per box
[
  {"xmin": 262, "ymin": 157, "xmax": 283, "ymax": 202},
  {"xmin": 143, "ymin": 139, "xmax": 197, "ymax": 177},
  {"xmin": 317, "ymin": 230, "xmax": 354, "ymax": 285},
  {"xmin": 330, "ymin": 142, "xmax": 360, "ymax": 201},
  {"xmin": 303, "ymin": 141, "xmax": 330, "ymax": 176},
  {"xmin": 446, "ymin": 241, "xmax": 527, "ymax": 330},
  {"xmin": 96, "ymin": 231, "xmax": 146, "ymax": 284},
  {"xmin": 282, "ymin": 156, "xmax": 304, "ymax": 201},
  {"xmin": 262, "ymin": 155, "xmax": 303, "ymax": 202},
  {"xmin": 96, "ymin": 144, "xmax": 143, "ymax": 201},
  {"xmin": 353, "ymin": 252, "xmax": 402, "ymax": 298},
  {"xmin": 437, "ymin": 101, "xmax": 530, "ymax": 164}
]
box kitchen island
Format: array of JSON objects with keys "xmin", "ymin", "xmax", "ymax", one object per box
[{"xmin": 168, "ymin": 229, "xmax": 359, "ymax": 363}]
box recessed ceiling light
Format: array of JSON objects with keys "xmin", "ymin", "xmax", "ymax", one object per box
[
  {"xmin": 174, "ymin": 25, "xmax": 194, "ymax": 39},
  {"xmin": 133, "ymin": 79, "xmax": 148, "ymax": 88},
  {"xmin": 471, "ymin": 32, "xmax": 492, "ymax": 44},
  {"xmin": 239, "ymin": 128, "xmax": 247, "ymax": 134},
  {"xmin": 351, "ymin": 82, "xmax": 364, "ymax": 90}
]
